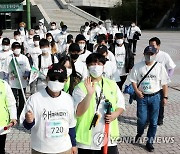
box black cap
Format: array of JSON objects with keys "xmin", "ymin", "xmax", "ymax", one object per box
[
  {"xmin": 11, "ymin": 42, "xmax": 21, "ymax": 49},
  {"xmin": 75, "ymin": 34, "xmax": 86, "ymax": 43},
  {"xmin": 69, "ymin": 43, "xmax": 80, "ymax": 53},
  {"xmin": 33, "ymin": 35, "xmax": 40, "ymax": 41},
  {"xmin": 115, "ymin": 33, "xmax": 123, "ymax": 39},
  {"xmin": 144, "ymin": 45, "xmax": 157, "ymax": 54},
  {"xmin": 2, "ymin": 38, "xmax": 10, "ymax": 45},
  {"xmin": 47, "ymin": 63, "xmax": 67, "ymax": 81},
  {"xmin": 97, "ymin": 45, "xmax": 107, "ymax": 53}
]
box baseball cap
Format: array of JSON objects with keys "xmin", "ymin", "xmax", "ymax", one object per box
[
  {"xmin": 115, "ymin": 33, "xmax": 123, "ymax": 39},
  {"xmin": 75, "ymin": 34, "xmax": 86, "ymax": 43},
  {"xmin": 11, "ymin": 42, "xmax": 21, "ymax": 49},
  {"xmin": 144, "ymin": 45, "xmax": 157, "ymax": 54},
  {"xmin": 2, "ymin": 38, "xmax": 10, "ymax": 45},
  {"xmin": 97, "ymin": 45, "xmax": 107, "ymax": 53},
  {"xmin": 47, "ymin": 63, "xmax": 67, "ymax": 82}
]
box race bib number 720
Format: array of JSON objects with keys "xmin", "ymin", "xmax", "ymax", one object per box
[{"xmin": 45, "ymin": 120, "xmax": 68, "ymax": 138}]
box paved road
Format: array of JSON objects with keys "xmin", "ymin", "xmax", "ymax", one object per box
[{"xmin": 4, "ymin": 31, "xmax": 180, "ymax": 154}]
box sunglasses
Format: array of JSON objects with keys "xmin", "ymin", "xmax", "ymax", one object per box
[{"xmin": 49, "ymin": 75, "xmax": 64, "ymax": 82}]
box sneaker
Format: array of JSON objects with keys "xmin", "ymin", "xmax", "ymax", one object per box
[
  {"xmin": 157, "ymin": 120, "xmax": 163, "ymax": 126},
  {"xmin": 146, "ymin": 143, "xmax": 154, "ymax": 152}
]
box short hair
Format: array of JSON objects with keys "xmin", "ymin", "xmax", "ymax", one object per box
[
  {"xmin": 85, "ymin": 22, "xmax": 89, "ymax": 26},
  {"xmin": 14, "ymin": 31, "xmax": 20, "ymax": 36},
  {"xmin": 39, "ymin": 38, "xmax": 49, "ymax": 48},
  {"xmin": 33, "ymin": 35, "xmax": 40, "ymax": 41},
  {"xmin": 50, "ymin": 22, "xmax": 56, "ymax": 25},
  {"xmin": 96, "ymin": 45, "xmax": 108, "ymax": 55},
  {"xmin": 19, "ymin": 22, "xmax": 26, "ymax": 27},
  {"xmin": 86, "ymin": 53, "xmax": 106, "ymax": 65},
  {"xmin": 149, "ymin": 37, "xmax": 161, "ymax": 46},
  {"xmin": 97, "ymin": 34, "xmax": 107, "ymax": 44},
  {"xmin": 12, "ymin": 42, "xmax": 21, "ymax": 49},
  {"xmin": 98, "ymin": 21, "xmax": 103, "ymax": 25}
]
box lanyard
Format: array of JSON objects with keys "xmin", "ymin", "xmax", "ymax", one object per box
[{"xmin": 95, "ymin": 79, "xmax": 104, "ymax": 112}]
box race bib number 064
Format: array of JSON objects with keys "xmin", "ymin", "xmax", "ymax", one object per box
[{"xmin": 45, "ymin": 120, "xmax": 68, "ymax": 138}]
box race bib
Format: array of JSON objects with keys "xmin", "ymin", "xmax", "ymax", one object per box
[
  {"xmin": 45, "ymin": 120, "xmax": 68, "ymax": 138},
  {"xmin": 117, "ymin": 61, "xmax": 125, "ymax": 68},
  {"xmin": 141, "ymin": 81, "xmax": 151, "ymax": 93}
]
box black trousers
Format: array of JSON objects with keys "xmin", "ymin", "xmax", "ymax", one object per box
[
  {"xmin": 0, "ymin": 134, "xmax": 7, "ymax": 154},
  {"xmin": 117, "ymin": 75, "xmax": 127, "ymax": 90},
  {"xmin": 128, "ymin": 39, "xmax": 137, "ymax": 53},
  {"xmin": 158, "ymin": 89, "xmax": 164, "ymax": 122},
  {"xmin": 78, "ymin": 146, "xmax": 119, "ymax": 154},
  {"xmin": 12, "ymin": 88, "xmax": 26, "ymax": 118}
]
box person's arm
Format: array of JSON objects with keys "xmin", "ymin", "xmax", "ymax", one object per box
[
  {"xmin": 132, "ymin": 82, "xmax": 144, "ymax": 99},
  {"xmin": 76, "ymin": 77, "xmax": 95, "ymax": 117},
  {"xmin": 162, "ymin": 84, "xmax": 168, "ymax": 106},
  {"xmin": 23, "ymin": 119, "xmax": 35, "ymax": 130},
  {"xmin": 168, "ymin": 69, "xmax": 174, "ymax": 78}
]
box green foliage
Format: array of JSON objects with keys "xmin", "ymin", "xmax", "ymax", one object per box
[{"xmin": 110, "ymin": 0, "xmax": 175, "ymax": 29}]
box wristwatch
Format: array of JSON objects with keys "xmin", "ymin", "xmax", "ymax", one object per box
[{"xmin": 164, "ymin": 96, "xmax": 168, "ymax": 100}]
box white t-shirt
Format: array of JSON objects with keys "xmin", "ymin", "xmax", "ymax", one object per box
[
  {"xmin": 115, "ymin": 45, "xmax": 127, "ymax": 76},
  {"xmin": 78, "ymin": 50, "xmax": 91, "ymax": 64},
  {"xmin": 74, "ymin": 59, "xmax": 88, "ymax": 80},
  {"xmin": 27, "ymin": 45, "xmax": 42, "ymax": 64},
  {"xmin": 3, "ymin": 54, "xmax": 31, "ymax": 89},
  {"xmin": 103, "ymin": 60, "xmax": 120, "ymax": 82},
  {"xmin": 155, "ymin": 50, "xmax": 176, "ymax": 71},
  {"xmin": 72, "ymin": 80, "xmax": 125, "ymax": 150},
  {"xmin": 48, "ymin": 29, "xmax": 61, "ymax": 39},
  {"xmin": 98, "ymin": 26, "xmax": 107, "ymax": 35},
  {"xmin": 89, "ymin": 28, "xmax": 99, "ymax": 44},
  {"xmin": 0, "ymin": 80, "xmax": 17, "ymax": 135},
  {"xmin": 20, "ymin": 89, "xmax": 76, "ymax": 153},
  {"xmin": 0, "ymin": 50, "xmax": 13, "ymax": 72},
  {"xmin": 83, "ymin": 26, "xmax": 90, "ymax": 41},
  {"xmin": 24, "ymin": 38, "xmax": 34, "ymax": 50},
  {"xmin": 129, "ymin": 61, "xmax": 169, "ymax": 94},
  {"xmin": 127, "ymin": 26, "xmax": 141, "ymax": 40}
]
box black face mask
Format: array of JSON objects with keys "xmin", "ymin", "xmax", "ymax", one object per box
[{"xmin": 70, "ymin": 54, "xmax": 79, "ymax": 60}]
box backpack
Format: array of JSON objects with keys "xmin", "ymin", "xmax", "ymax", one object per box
[{"xmin": 38, "ymin": 54, "xmax": 55, "ymax": 70}]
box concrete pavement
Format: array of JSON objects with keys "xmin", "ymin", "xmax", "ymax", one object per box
[{"xmin": 4, "ymin": 31, "xmax": 180, "ymax": 154}]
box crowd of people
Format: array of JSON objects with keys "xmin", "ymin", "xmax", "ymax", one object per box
[{"xmin": 0, "ymin": 19, "xmax": 176, "ymax": 154}]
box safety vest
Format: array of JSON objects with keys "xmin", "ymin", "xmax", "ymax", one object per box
[
  {"xmin": 75, "ymin": 77, "xmax": 120, "ymax": 145},
  {"xmin": 0, "ymin": 79, "xmax": 10, "ymax": 127}
]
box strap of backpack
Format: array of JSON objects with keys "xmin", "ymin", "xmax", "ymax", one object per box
[{"xmin": 38, "ymin": 55, "xmax": 41, "ymax": 70}]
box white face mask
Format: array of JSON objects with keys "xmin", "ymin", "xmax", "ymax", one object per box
[
  {"xmin": 29, "ymin": 35, "xmax": 33, "ymax": 39},
  {"xmin": 14, "ymin": 49, "xmax": 21, "ymax": 55},
  {"xmin": 48, "ymin": 38, "xmax": 52, "ymax": 42},
  {"xmin": 144, "ymin": 54, "xmax": 156, "ymax": 63},
  {"xmin": 116, "ymin": 39, "xmax": 124, "ymax": 45},
  {"xmin": 88, "ymin": 65, "xmax": 104, "ymax": 78},
  {"xmin": 15, "ymin": 36, "xmax": 21, "ymax": 40},
  {"xmin": 41, "ymin": 48, "xmax": 50, "ymax": 54},
  {"xmin": 51, "ymin": 26, "xmax": 56, "ymax": 30},
  {"xmin": 48, "ymin": 80, "xmax": 64, "ymax": 92},
  {"xmin": 2, "ymin": 45, "xmax": 9, "ymax": 51},
  {"xmin": 67, "ymin": 68, "xmax": 72, "ymax": 77},
  {"xmin": 34, "ymin": 41, "xmax": 39, "ymax": 46},
  {"xmin": 35, "ymin": 30, "xmax": 39, "ymax": 34},
  {"xmin": 79, "ymin": 44, "xmax": 86, "ymax": 51}
]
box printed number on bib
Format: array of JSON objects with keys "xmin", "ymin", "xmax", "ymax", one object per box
[
  {"xmin": 46, "ymin": 120, "xmax": 68, "ymax": 138},
  {"xmin": 117, "ymin": 61, "xmax": 124, "ymax": 68},
  {"xmin": 142, "ymin": 82, "xmax": 151, "ymax": 93}
]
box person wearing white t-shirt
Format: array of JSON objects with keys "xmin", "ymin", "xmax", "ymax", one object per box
[
  {"xmin": 149, "ymin": 37, "xmax": 176, "ymax": 125},
  {"xmin": 55, "ymin": 25, "xmax": 69, "ymax": 54},
  {"xmin": 0, "ymin": 38, "xmax": 13, "ymax": 80},
  {"xmin": 127, "ymin": 22, "xmax": 141, "ymax": 54},
  {"xmin": 72, "ymin": 53, "xmax": 125, "ymax": 154},
  {"xmin": 48, "ymin": 22, "xmax": 61, "ymax": 39},
  {"xmin": 3, "ymin": 42, "xmax": 31, "ymax": 117},
  {"xmin": 24, "ymin": 29, "xmax": 35, "ymax": 51},
  {"xmin": 97, "ymin": 21, "xmax": 107, "ymax": 35},
  {"xmin": 129, "ymin": 46, "xmax": 169, "ymax": 152},
  {"xmin": 75, "ymin": 34, "xmax": 91, "ymax": 64},
  {"xmin": 20, "ymin": 64, "xmax": 77, "ymax": 154},
  {"xmin": 0, "ymin": 79, "xmax": 17, "ymax": 154},
  {"xmin": 109, "ymin": 33, "xmax": 134, "ymax": 90},
  {"xmin": 33, "ymin": 39, "xmax": 58, "ymax": 92},
  {"xmin": 69, "ymin": 43, "xmax": 88, "ymax": 80},
  {"xmin": 10, "ymin": 31, "xmax": 23, "ymax": 46},
  {"xmin": 96, "ymin": 45, "xmax": 119, "ymax": 82}
]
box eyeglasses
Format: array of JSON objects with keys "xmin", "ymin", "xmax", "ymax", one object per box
[{"xmin": 49, "ymin": 75, "xmax": 64, "ymax": 82}]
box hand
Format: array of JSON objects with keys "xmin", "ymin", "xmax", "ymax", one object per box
[
  {"xmin": 163, "ymin": 98, "xmax": 168, "ymax": 106},
  {"xmin": 23, "ymin": 76, "xmax": 28, "ymax": 80},
  {"xmin": 104, "ymin": 114, "xmax": 114, "ymax": 124},
  {"xmin": 25, "ymin": 111, "xmax": 34, "ymax": 123},
  {"xmin": 71, "ymin": 147, "xmax": 77, "ymax": 154},
  {"xmin": 135, "ymin": 90, "xmax": 144, "ymax": 99},
  {"xmin": 10, "ymin": 119, "xmax": 17, "ymax": 126},
  {"xmin": 84, "ymin": 77, "xmax": 95, "ymax": 96}
]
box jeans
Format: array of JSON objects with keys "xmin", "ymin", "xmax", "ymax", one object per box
[
  {"xmin": 117, "ymin": 75, "xmax": 127, "ymax": 90},
  {"xmin": 0, "ymin": 134, "xmax": 6, "ymax": 154},
  {"xmin": 136, "ymin": 92, "xmax": 160, "ymax": 144},
  {"xmin": 128, "ymin": 39, "xmax": 137, "ymax": 53}
]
